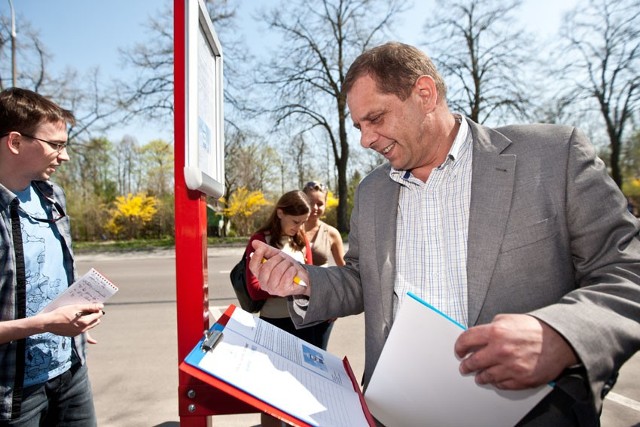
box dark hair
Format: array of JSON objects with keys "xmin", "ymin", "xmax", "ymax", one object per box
[
  {"xmin": 257, "ymin": 190, "xmax": 311, "ymax": 251},
  {"xmin": 0, "ymin": 87, "xmax": 75, "ymax": 136},
  {"xmin": 343, "ymin": 41, "xmax": 447, "ymax": 102}
]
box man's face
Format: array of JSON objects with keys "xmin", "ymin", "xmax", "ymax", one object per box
[
  {"xmin": 19, "ymin": 121, "xmax": 70, "ymax": 183},
  {"xmin": 347, "ymin": 74, "xmax": 431, "ymax": 172}
]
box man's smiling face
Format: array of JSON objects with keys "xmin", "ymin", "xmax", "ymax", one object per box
[{"xmin": 347, "ymin": 74, "xmax": 433, "ymax": 174}]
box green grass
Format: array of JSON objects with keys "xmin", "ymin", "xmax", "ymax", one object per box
[
  {"xmin": 73, "ymin": 236, "xmax": 247, "ymax": 254},
  {"xmin": 72, "ymin": 233, "xmax": 350, "ymax": 254},
  {"xmin": 73, "ymin": 238, "xmax": 176, "ymax": 254}
]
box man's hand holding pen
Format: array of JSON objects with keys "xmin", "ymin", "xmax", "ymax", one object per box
[
  {"xmin": 43, "ymin": 303, "xmax": 106, "ymax": 338},
  {"xmin": 249, "ymin": 240, "xmax": 311, "ymax": 297}
]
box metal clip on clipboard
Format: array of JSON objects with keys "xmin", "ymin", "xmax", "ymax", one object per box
[{"xmin": 201, "ymin": 329, "xmax": 223, "ymax": 353}]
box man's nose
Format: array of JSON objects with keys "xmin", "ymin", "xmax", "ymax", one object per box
[
  {"xmin": 57, "ymin": 146, "xmax": 70, "ymax": 161},
  {"xmin": 360, "ymin": 126, "xmax": 377, "ymax": 148}
]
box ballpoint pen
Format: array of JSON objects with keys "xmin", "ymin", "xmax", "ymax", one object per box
[
  {"xmin": 250, "ymin": 252, "xmax": 308, "ymax": 287},
  {"xmin": 76, "ymin": 310, "xmax": 106, "ymax": 317}
]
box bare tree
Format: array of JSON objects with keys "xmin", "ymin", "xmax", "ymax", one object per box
[
  {"xmin": 0, "ymin": 14, "xmax": 126, "ymax": 143},
  {"xmin": 556, "ymin": 0, "xmax": 640, "ymax": 187},
  {"xmin": 114, "ymin": 135, "xmax": 141, "ymax": 195},
  {"xmin": 116, "ymin": 3, "xmax": 175, "ymax": 123},
  {"xmin": 140, "ymin": 139, "xmax": 174, "ymax": 196},
  {"xmin": 117, "ymin": 0, "xmax": 246, "ymax": 123},
  {"xmin": 0, "ymin": 16, "xmax": 48, "ymax": 90},
  {"xmin": 279, "ymin": 130, "xmax": 320, "ymax": 191},
  {"xmin": 422, "ymin": 0, "xmax": 535, "ymax": 124},
  {"xmin": 622, "ymin": 129, "xmax": 640, "ymax": 185},
  {"xmin": 224, "ymin": 129, "xmax": 281, "ymax": 196},
  {"xmin": 257, "ymin": 0, "xmax": 404, "ymax": 232},
  {"xmin": 117, "ymin": 0, "xmax": 259, "ymax": 220},
  {"xmin": 285, "ymin": 134, "xmax": 307, "ymax": 190}
]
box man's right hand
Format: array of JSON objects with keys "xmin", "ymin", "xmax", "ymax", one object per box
[
  {"xmin": 44, "ymin": 303, "xmax": 104, "ymax": 337},
  {"xmin": 0, "ymin": 303, "xmax": 104, "ymax": 345},
  {"xmin": 249, "ymin": 240, "xmax": 311, "ymax": 297}
]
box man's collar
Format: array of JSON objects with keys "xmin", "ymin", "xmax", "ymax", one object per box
[
  {"xmin": 447, "ymin": 114, "xmax": 468, "ymax": 162},
  {"xmin": 0, "ymin": 180, "xmax": 54, "ymax": 211}
]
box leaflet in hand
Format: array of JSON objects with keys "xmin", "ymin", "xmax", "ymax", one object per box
[{"xmin": 40, "ymin": 268, "xmax": 118, "ymax": 313}]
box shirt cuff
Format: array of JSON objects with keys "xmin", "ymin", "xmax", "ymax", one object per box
[{"xmin": 292, "ymin": 295, "xmax": 310, "ymax": 308}]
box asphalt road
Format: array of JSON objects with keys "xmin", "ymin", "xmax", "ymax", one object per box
[{"xmin": 76, "ymin": 247, "xmax": 640, "ymax": 427}]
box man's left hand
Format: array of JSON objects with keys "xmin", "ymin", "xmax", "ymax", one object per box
[{"xmin": 454, "ymin": 314, "xmax": 578, "ymax": 390}]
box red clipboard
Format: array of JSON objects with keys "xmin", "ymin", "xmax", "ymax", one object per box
[{"xmin": 179, "ymin": 305, "xmax": 376, "ymax": 426}]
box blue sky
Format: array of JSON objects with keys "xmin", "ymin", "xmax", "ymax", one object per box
[
  {"xmin": 13, "ymin": 1, "xmax": 158, "ymax": 79},
  {"xmin": 6, "ymin": 0, "xmax": 577, "ymax": 143}
]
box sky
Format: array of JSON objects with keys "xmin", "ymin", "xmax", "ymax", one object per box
[{"xmin": 4, "ymin": 0, "xmax": 579, "ymax": 144}]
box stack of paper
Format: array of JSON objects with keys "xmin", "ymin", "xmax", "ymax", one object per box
[{"xmin": 365, "ymin": 293, "xmax": 553, "ymax": 427}]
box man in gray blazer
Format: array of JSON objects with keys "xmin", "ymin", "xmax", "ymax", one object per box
[{"xmin": 250, "ymin": 42, "xmax": 640, "ymax": 426}]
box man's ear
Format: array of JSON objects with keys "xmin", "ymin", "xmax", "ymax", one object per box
[
  {"xmin": 4, "ymin": 132, "xmax": 20, "ymax": 154},
  {"xmin": 414, "ymin": 75, "xmax": 438, "ymax": 112}
]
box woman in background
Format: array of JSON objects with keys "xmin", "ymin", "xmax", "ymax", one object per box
[
  {"xmin": 303, "ymin": 181, "xmax": 346, "ymax": 267},
  {"xmin": 245, "ymin": 189, "xmax": 333, "ymax": 427},
  {"xmin": 302, "ymin": 181, "xmax": 346, "ymax": 349},
  {"xmin": 245, "ymin": 190, "xmax": 331, "ymax": 347}
]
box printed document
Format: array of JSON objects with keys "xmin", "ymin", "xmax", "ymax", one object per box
[
  {"xmin": 185, "ymin": 307, "xmax": 372, "ymax": 427},
  {"xmin": 365, "ymin": 293, "xmax": 553, "ymax": 427}
]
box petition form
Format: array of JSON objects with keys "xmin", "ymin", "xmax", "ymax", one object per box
[{"xmin": 184, "ymin": 306, "xmax": 372, "ymax": 427}]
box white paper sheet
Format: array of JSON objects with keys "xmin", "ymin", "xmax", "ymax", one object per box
[
  {"xmin": 365, "ymin": 293, "xmax": 553, "ymax": 427},
  {"xmin": 189, "ymin": 308, "xmax": 371, "ymax": 427}
]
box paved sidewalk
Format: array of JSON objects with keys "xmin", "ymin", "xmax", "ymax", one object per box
[{"xmin": 87, "ymin": 302, "xmax": 364, "ymax": 426}]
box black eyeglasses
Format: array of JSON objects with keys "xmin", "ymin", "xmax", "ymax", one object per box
[
  {"xmin": 305, "ymin": 181, "xmax": 327, "ymax": 191},
  {"xmin": 1, "ymin": 132, "xmax": 68, "ymax": 153},
  {"xmin": 20, "ymin": 186, "xmax": 67, "ymax": 224},
  {"xmin": 21, "ymin": 133, "xmax": 68, "ymax": 153}
]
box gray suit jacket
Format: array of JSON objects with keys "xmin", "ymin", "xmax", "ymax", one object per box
[{"xmin": 291, "ymin": 119, "xmax": 640, "ymax": 425}]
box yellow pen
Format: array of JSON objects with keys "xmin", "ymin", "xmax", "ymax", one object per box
[{"xmin": 252, "ymin": 253, "xmax": 308, "ymax": 287}]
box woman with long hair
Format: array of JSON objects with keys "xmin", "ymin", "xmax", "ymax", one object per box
[{"xmin": 245, "ymin": 190, "xmax": 330, "ymax": 347}]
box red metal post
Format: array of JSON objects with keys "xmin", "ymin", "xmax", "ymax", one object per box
[
  {"xmin": 174, "ymin": 1, "xmax": 211, "ymax": 425},
  {"xmin": 174, "ymin": 1, "xmax": 259, "ymax": 423}
]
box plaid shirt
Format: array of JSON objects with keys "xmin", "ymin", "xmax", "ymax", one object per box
[
  {"xmin": 392, "ymin": 116, "xmax": 473, "ymax": 326},
  {"xmin": 0, "ymin": 180, "xmax": 84, "ymax": 420}
]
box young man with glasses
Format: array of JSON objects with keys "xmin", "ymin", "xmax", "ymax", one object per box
[{"xmin": 0, "ymin": 88, "xmax": 104, "ymax": 425}]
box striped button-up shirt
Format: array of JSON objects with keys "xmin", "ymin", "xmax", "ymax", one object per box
[{"xmin": 391, "ymin": 116, "xmax": 472, "ymax": 326}]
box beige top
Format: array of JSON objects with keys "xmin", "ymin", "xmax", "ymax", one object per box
[{"xmin": 310, "ymin": 222, "xmax": 332, "ymax": 267}]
